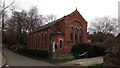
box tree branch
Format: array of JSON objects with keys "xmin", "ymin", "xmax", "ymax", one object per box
[{"xmin": 0, "ymin": 0, "xmax": 15, "ymax": 14}]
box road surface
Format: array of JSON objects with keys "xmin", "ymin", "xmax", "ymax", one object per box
[{"xmin": 2, "ymin": 47, "xmax": 54, "ymax": 66}]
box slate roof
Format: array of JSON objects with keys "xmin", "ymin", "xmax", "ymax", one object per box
[{"xmin": 30, "ymin": 16, "xmax": 65, "ymax": 34}]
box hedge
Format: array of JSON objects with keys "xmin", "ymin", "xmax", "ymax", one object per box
[
  {"xmin": 71, "ymin": 43, "xmax": 106, "ymax": 59},
  {"xmin": 17, "ymin": 48, "xmax": 49, "ymax": 59}
]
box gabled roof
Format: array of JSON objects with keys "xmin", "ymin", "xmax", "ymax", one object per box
[
  {"xmin": 30, "ymin": 9, "xmax": 87, "ymax": 34},
  {"xmin": 38, "ymin": 16, "xmax": 65, "ymax": 30},
  {"xmin": 30, "ymin": 16, "xmax": 65, "ymax": 34},
  {"xmin": 66, "ymin": 9, "xmax": 87, "ymax": 23}
]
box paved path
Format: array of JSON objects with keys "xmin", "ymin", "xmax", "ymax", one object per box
[
  {"xmin": 2, "ymin": 47, "xmax": 54, "ymax": 66},
  {"xmin": 59, "ymin": 56, "xmax": 103, "ymax": 66}
]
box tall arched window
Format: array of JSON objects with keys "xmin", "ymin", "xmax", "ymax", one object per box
[
  {"xmin": 38, "ymin": 34, "xmax": 41, "ymax": 49},
  {"xmin": 41, "ymin": 33, "xmax": 43, "ymax": 49},
  {"xmin": 29, "ymin": 37, "xmax": 32, "ymax": 49},
  {"xmin": 32, "ymin": 36, "xmax": 34, "ymax": 49},
  {"xmin": 70, "ymin": 27, "xmax": 74, "ymax": 43},
  {"xmin": 36, "ymin": 35, "xmax": 39, "ymax": 49},
  {"xmin": 80, "ymin": 28, "xmax": 83, "ymax": 43},
  {"xmin": 75, "ymin": 28, "xmax": 78, "ymax": 43},
  {"xmin": 37, "ymin": 35, "xmax": 39, "ymax": 49},
  {"xmin": 60, "ymin": 40, "xmax": 62, "ymax": 48},
  {"xmin": 35, "ymin": 35, "xmax": 37, "ymax": 49},
  {"xmin": 44, "ymin": 32, "xmax": 48, "ymax": 48},
  {"xmin": 33, "ymin": 36, "xmax": 35, "ymax": 49}
]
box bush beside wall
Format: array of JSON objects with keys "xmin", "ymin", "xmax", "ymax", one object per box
[
  {"xmin": 71, "ymin": 43, "xmax": 106, "ymax": 59},
  {"xmin": 17, "ymin": 48, "xmax": 49, "ymax": 58}
]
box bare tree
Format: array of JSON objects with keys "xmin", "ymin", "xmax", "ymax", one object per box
[
  {"xmin": 2, "ymin": 5, "xmax": 57, "ymax": 45},
  {"xmin": 43, "ymin": 15, "xmax": 57, "ymax": 24},
  {"xmin": 0, "ymin": 0, "xmax": 15, "ymax": 14},
  {"xmin": 0, "ymin": 0, "xmax": 15, "ymax": 44},
  {"xmin": 103, "ymin": 34, "xmax": 120, "ymax": 66},
  {"xmin": 0, "ymin": 0, "xmax": 15, "ymax": 28},
  {"xmin": 27, "ymin": 6, "xmax": 43, "ymax": 32},
  {"xmin": 4, "ymin": 10, "xmax": 28, "ymax": 45},
  {"xmin": 4, "ymin": 17, "xmax": 17, "ymax": 45},
  {"xmin": 88, "ymin": 17, "xmax": 119, "ymax": 36}
]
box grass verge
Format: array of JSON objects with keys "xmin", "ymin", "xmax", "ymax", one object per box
[{"xmin": 46, "ymin": 58, "xmax": 75, "ymax": 65}]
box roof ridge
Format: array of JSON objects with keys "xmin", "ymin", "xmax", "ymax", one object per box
[
  {"xmin": 65, "ymin": 9, "xmax": 87, "ymax": 23},
  {"xmin": 30, "ymin": 16, "xmax": 65, "ymax": 34}
]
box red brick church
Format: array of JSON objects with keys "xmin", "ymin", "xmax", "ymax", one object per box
[{"xmin": 27, "ymin": 9, "xmax": 88, "ymax": 59}]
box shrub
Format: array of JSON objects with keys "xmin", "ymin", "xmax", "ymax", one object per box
[
  {"xmin": 17, "ymin": 48, "xmax": 49, "ymax": 58},
  {"xmin": 93, "ymin": 45, "xmax": 106, "ymax": 56},
  {"xmin": 71, "ymin": 43, "xmax": 106, "ymax": 59},
  {"xmin": 71, "ymin": 43, "xmax": 93, "ymax": 59},
  {"xmin": 103, "ymin": 34, "xmax": 120, "ymax": 66}
]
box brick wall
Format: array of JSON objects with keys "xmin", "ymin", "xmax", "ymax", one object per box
[{"xmin": 27, "ymin": 10, "xmax": 88, "ymax": 59}]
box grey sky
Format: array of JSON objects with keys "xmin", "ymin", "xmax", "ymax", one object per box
[
  {"xmin": 118, "ymin": 1, "xmax": 120, "ymax": 33},
  {"xmin": 118, "ymin": 1, "xmax": 120, "ymax": 32},
  {"xmin": 5, "ymin": 0, "xmax": 119, "ymax": 24}
]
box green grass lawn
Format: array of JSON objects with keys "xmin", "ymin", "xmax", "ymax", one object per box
[{"xmin": 46, "ymin": 58, "xmax": 75, "ymax": 65}]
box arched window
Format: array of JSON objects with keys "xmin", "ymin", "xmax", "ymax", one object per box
[
  {"xmin": 55, "ymin": 44, "xmax": 57, "ymax": 49},
  {"xmin": 38, "ymin": 34, "xmax": 41, "ymax": 49},
  {"xmin": 36, "ymin": 35, "xmax": 40, "ymax": 49},
  {"xmin": 60, "ymin": 40, "xmax": 62, "ymax": 48},
  {"xmin": 33, "ymin": 36, "xmax": 35, "ymax": 49},
  {"xmin": 41, "ymin": 33, "xmax": 43, "ymax": 49},
  {"xmin": 29, "ymin": 37, "xmax": 32, "ymax": 49},
  {"xmin": 80, "ymin": 28, "xmax": 83, "ymax": 43},
  {"xmin": 35, "ymin": 35, "xmax": 37, "ymax": 49},
  {"xmin": 44, "ymin": 32, "xmax": 48, "ymax": 48},
  {"xmin": 70, "ymin": 27, "xmax": 74, "ymax": 43},
  {"xmin": 36, "ymin": 35, "xmax": 38, "ymax": 49},
  {"xmin": 32, "ymin": 36, "xmax": 34, "ymax": 49},
  {"xmin": 75, "ymin": 28, "xmax": 78, "ymax": 43}
]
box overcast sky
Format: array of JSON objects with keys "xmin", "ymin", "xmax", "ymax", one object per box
[
  {"xmin": 5, "ymin": 0, "xmax": 119, "ymax": 23},
  {"xmin": 119, "ymin": 1, "xmax": 120, "ymax": 18}
]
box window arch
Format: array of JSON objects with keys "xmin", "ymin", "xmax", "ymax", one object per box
[{"xmin": 70, "ymin": 27, "xmax": 74, "ymax": 43}]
